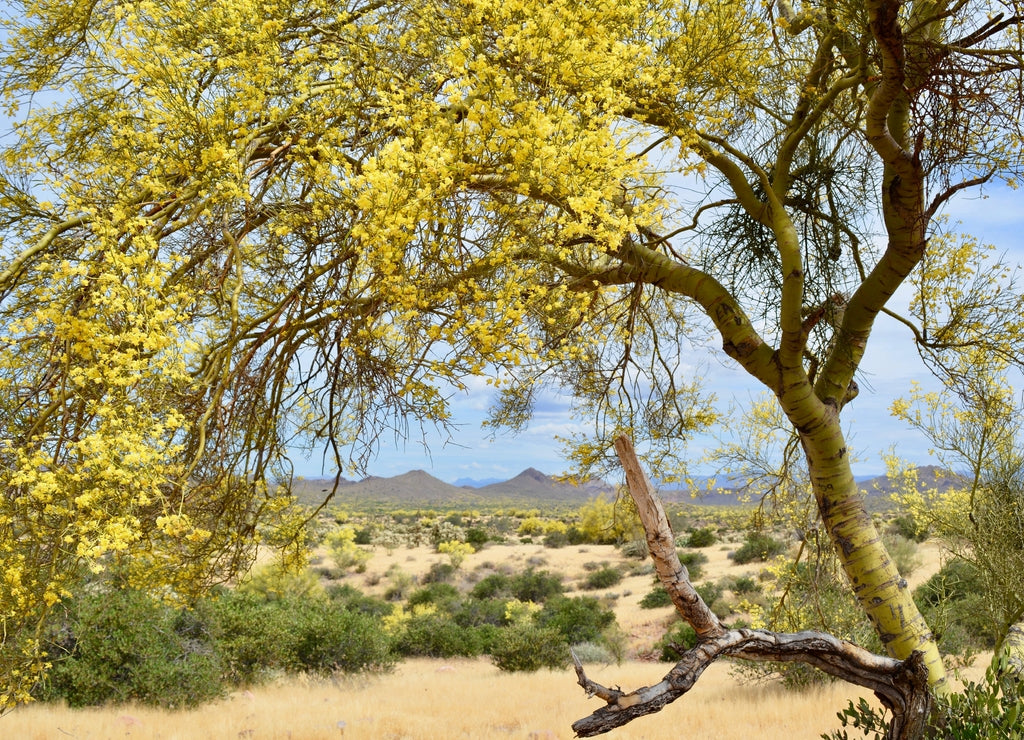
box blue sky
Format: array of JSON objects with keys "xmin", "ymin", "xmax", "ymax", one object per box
[{"xmin": 292, "ymin": 185, "xmax": 1024, "ymax": 484}]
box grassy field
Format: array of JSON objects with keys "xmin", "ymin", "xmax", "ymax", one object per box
[
  {"xmin": 4, "ymin": 527, "xmax": 966, "ymax": 739},
  {"xmin": 4, "ymin": 657, "xmax": 885, "ymax": 739}
]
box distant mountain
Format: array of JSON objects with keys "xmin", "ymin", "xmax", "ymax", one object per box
[
  {"xmin": 453, "ymin": 476, "xmax": 504, "ymax": 488},
  {"xmin": 288, "ymin": 465, "xmax": 961, "ymax": 511},
  {"xmin": 476, "ymin": 467, "xmax": 615, "ymax": 501},
  {"xmin": 289, "ymin": 467, "xmax": 615, "ymax": 509}
]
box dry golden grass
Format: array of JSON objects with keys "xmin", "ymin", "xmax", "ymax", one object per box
[
  {"xmin": 5, "ymin": 533, "xmax": 964, "ymax": 739},
  {"xmin": 5, "ymin": 658, "xmax": 883, "ymax": 740}
]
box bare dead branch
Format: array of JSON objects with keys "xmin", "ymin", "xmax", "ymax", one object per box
[{"xmin": 570, "ymin": 436, "xmax": 932, "ymax": 738}]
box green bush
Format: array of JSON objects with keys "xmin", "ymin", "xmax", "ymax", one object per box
[
  {"xmin": 639, "ymin": 586, "xmax": 673, "ymax": 609},
  {"xmin": 656, "ymin": 621, "xmax": 698, "ymax": 661},
  {"xmin": 407, "ymin": 582, "xmax": 460, "ymax": 608},
  {"xmin": 509, "ymin": 569, "xmax": 564, "ymax": 603},
  {"xmin": 44, "ymin": 589, "xmax": 224, "ymax": 708},
  {"xmin": 536, "ymin": 595, "xmax": 616, "ymax": 644},
  {"xmin": 582, "ymin": 566, "xmax": 623, "ymax": 590},
  {"xmin": 491, "ymin": 624, "xmax": 570, "ymax": 672},
  {"xmin": 731, "ymin": 531, "xmax": 787, "ymax": 564},
  {"xmin": 914, "ymin": 559, "xmax": 997, "ymax": 654},
  {"xmin": 290, "ymin": 600, "xmax": 395, "ymax": 674},
  {"xmin": 677, "ymin": 550, "xmax": 708, "ymax": 580},
  {"xmin": 395, "ymin": 613, "xmax": 484, "ymax": 658},
  {"xmin": 466, "ymin": 527, "xmax": 489, "ymax": 549},
  {"xmin": 206, "ymin": 591, "xmax": 296, "ymax": 685},
  {"xmin": 470, "ymin": 573, "xmax": 511, "ymax": 600},
  {"xmin": 823, "ymin": 657, "xmax": 1024, "ymax": 740},
  {"xmin": 686, "ymin": 527, "xmax": 717, "ymax": 548},
  {"xmin": 543, "ymin": 530, "xmax": 570, "ymax": 548}
]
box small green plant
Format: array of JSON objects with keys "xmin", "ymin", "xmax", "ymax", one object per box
[
  {"xmin": 687, "ymin": 527, "xmax": 717, "ymax": 548},
  {"xmin": 582, "ymin": 566, "xmax": 623, "ymax": 590},
  {"xmin": 639, "ymin": 586, "xmax": 673, "ymax": 609},
  {"xmin": 823, "ymin": 657, "xmax": 1024, "ymax": 739},
  {"xmin": 656, "ymin": 621, "xmax": 698, "ymax": 661},
  {"xmin": 731, "ymin": 531, "xmax": 787, "ymax": 564},
  {"xmin": 490, "ymin": 624, "xmax": 570, "ymax": 672}
]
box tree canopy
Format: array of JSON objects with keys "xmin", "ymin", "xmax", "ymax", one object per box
[{"xmin": 2, "ymin": 0, "xmax": 1023, "ymax": 725}]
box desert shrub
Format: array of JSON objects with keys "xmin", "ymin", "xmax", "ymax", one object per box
[
  {"xmin": 491, "ymin": 624, "xmax": 570, "ymax": 672},
  {"xmin": 656, "ymin": 621, "xmax": 698, "ymax": 661},
  {"xmin": 325, "ymin": 525, "xmax": 372, "ymax": 572},
  {"xmin": 571, "ymin": 640, "xmax": 617, "ymax": 664},
  {"xmin": 731, "ymin": 531, "xmax": 787, "ymax": 564},
  {"xmin": 44, "ymin": 589, "xmax": 223, "ymax": 708},
  {"xmin": 536, "ymin": 595, "xmax": 616, "ymax": 644},
  {"xmin": 677, "ymin": 550, "xmax": 708, "ymax": 580},
  {"xmin": 620, "ymin": 538, "xmax": 649, "ymax": 559},
  {"xmin": 695, "ymin": 581, "xmax": 723, "ymax": 607},
  {"xmin": 325, "ymin": 584, "xmax": 392, "ymax": 617},
  {"xmin": 733, "ymin": 577, "xmax": 765, "ymax": 597},
  {"xmin": 470, "ymin": 573, "xmax": 511, "ymax": 600},
  {"xmin": 452, "ymin": 597, "xmax": 509, "ymax": 627},
  {"xmin": 421, "ymin": 561, "xmax": 457, "ymax": 584},
  {"xmin": 543, "ymin": 530, "xmax": 570, "ymax": 548},
  {"xmin": 582, "ymin": 566, "xmax": 623, "ymax": 590},
  {"xmin": 407, "ymin": 582, "xmax": 460, "ymax": 609},
  {"xmin": 639, "ymin": 586, "xmax": 673, "ymax": 609},
  {"xmin": 395, "ymin": 612, "xmax": 483, "ymax": 658},
  {"xmin": 509, "ymin": 569, "xmax": 564, "ymax": 603},
  {"xmin": 466, "ymin": 527, "xmax": 489, "ymax": 549},
  {"xmin": 290, "ymin": 600, "xmax": 395, "ymax": 674},
  {"xmin": 914, "ymin": 559, "xmax": 997, "ymax": 654},
  {"xmin": 437, "ymin": 540, "xmax": 474, "ymax": 568},
  {"xmin": 518, "ymin": 517, "xmax": 547, "ymax": 536},
  {"xmin": 686, "ymin": 527, "xmax": 717, "ymax": 548},
  {"xmin": 881, "ymin": 532, "xmax": 922, "ymax": 577},
  {"xmin": 824, "ymin": 657, "xmax": 1024, "ymax": 740},
  {"xmin": 887, "ymin": 512, "xmax": 929, "ymax": 543}
]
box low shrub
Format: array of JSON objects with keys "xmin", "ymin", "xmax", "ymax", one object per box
[
  {"xmin": 686, "ymin": 527, "xmax": 717, "ymax": 548},
  {"xmin": 491, "ymin": 624, "xmax": 570, "ymax": 672},
  {"xmin": 582, "ymin": 566, "xmax": 623, "ymax": 590},
  {"xmin": 395, "ymin": 613, "xmax": 484, "ymax": 658},
  {"xmin": 639, "ymin": 586, "xmax": 673, "ymax": 609},
  {"xmin": 44, "ymin": 589, "xmax": 224, "ymax": 708},
  {"xmin": 656, "ymin": 621, "xmax": 698, "ymax": 661},
  {"xmin": 536, "ymin": 595, "xmax": 617, "ymax": 644},
  {"xmin": 731, "ymin": 531, "xmax": 787, "ymax": 564},
  {"xmin": 510, "ymin": 569, "xmax": 564, "ymax": 603}
]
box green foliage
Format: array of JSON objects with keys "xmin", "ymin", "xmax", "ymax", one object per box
[
  {"xmin": 888, "ymin": 513, "xmax": 929, "ymax": 543},
  {"xmin": 407, "ymin": 583, "xmax": 461, "ymax": 609},
  {"xmin": 510, "ymin": 569, "xmax": 565, "ymax": 603},
  {"xmin": 687, "ymin": 527, "xmax": 717, "ymax": 548},
  {"xmin": 881, "ymin": 533, "xmax": 922, "ymax": 578},
  {"xmin": 914, "ymin": 559, "xmax": 998, "ymax": 655},
  {"xmin": 491, "ymin": 624, "xmax": 571, "ymax": 672},
  {"xmin": 43, "ymin": 589, "xmax": 224, "ymax": 708},
  {"xmin": 656, "ymin": 621, "xmax": 698, "ymax": 662},
  {"xmin": 394, "ymin": 612, "xmax": 484, "ymax": 658},
  {"xmin": 823, "ymin": 657, "xmax": 1024, "ymax": 739},
  {"xmin": 576, "ymin": 496, "xmax": 644, "ymax": 545},
  {"xmin": 536, "ymin": 595, "xmax": 616, "ymax": 644},
  {"xmin": 731, "ymin": 531, "xmax": 788, "ymax": 564},
  {"xmin": 677, "ymin": 550, "xmax": 708, "ymax": 580},
  {"xmin": 466, "ymin": 527, "xmax": 489, "ymax": 549},
  {"xmin": 639, "ymin": 586, "xmax": 673, "ymax": 609},
  {"xmin": 581, "ymin": 566, "xmax": 624, "ymax": 590}
]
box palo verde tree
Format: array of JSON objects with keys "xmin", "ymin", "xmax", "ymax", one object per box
[{"xmin": 2, "ymin": 0, "xmax": 1023, "ymax": 733}]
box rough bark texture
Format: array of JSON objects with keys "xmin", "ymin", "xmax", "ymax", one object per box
[{"xmin": 571, "ymin": 437, "xmax": 932, "ymax": 738}]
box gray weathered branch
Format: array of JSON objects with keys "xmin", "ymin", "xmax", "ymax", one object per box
[{"xmin": 570, "ymin": 436, "xmax": 931, "ymax": 739}]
